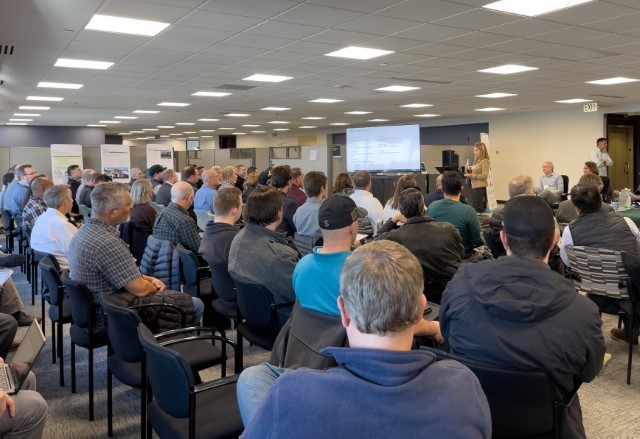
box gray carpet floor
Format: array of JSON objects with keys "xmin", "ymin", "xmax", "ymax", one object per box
[{"xmin": 8, "ymin": 267, "xmax": 640, "ymax": 438}]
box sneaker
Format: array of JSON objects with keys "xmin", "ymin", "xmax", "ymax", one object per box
[
  {"xmin": 599, "ymin": 353, "xmax": 612, "ymax": 376},
  {"xmin": 610, "ymin": 328, "xmax": 639, "ymax": 346},
  {"xmin": 12, "ymin": 312, "xmax": 40, "ymax": 327}
]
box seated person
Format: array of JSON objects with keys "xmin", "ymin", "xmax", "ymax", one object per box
[
  {"xmin": 129, "ymin": 179, "xmax": 156, "ymax": 233},
  {"xmin": 200, "ymin": 187, "xmax": 242, "ymax": 269},
  {"xmin": 270, "ymin": 165, "xmax": 298, "ymax": 238},
  {"xmin": 350, "ymin": 170, "xmax": 384, "ymax": 235},
  {"xmin": 383, "ymin": 174, "xmax": 416, "ymax": 221},
  {"xmin": 155, "ymin": 168, "xmax": 177, "ymax": 207},
  {"xmin": 292, "ymin": 171, "xmax": 327, "ymax": 242},
  {"xmin": 376, "ymin": 187, "xmax": 463, "ymax": 303},
  {"xmin": 193, "ymin": 169, "xmax": 219, "ymax": 212},
  {"xmin": 0, "ymin": 313, "xmax": 47, "ymax": 438},
  {"xmin": 22, "ymin": 177, "xmax": 53, "ymax": 231},
  {"xmin": 78, "ymin": 171, "xmax": 99, "ymax": 208},
  {"xmin": 535, "ymin": 161, "xmax": 563, "ymax": 206},
  {"xmin": 288, "ymin": 168, "xmax": 307, "ymax": 207},
  {"xmin": 427, "ymin": 171, "xmax": 483, "ymax": 260},
  {"xmin": 228, "ymin": 187, "xmax": 298, "ymax": 324},
  {"xmin": 31, "ymin": 184, "xmax": 78, "ymax": 270},
  {"xmin": 237, "ymin": 240, "xmax": 490, "ymax": 438},
  {"xmin": 69, "ymin": 182, "xmax": 203, "ymax": 334},
  {"xmin": 424, "ymin": 174, "xmax": 444, "ymax": 207},
  {"xmin": 555, "ymin": 173, "xmax": 612, "ymax": 224},
  {"xmin": 440, "ymin": 196, "xmax": 606, "ymax": 438},
  {"xmin": 152, "ymin": 182, "xmax": 201, "ymax": 254}
]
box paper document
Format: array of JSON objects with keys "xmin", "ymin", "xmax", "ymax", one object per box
[{"xmin": 0, "ymin": 269, "xmax": 13, "ymax": 285}]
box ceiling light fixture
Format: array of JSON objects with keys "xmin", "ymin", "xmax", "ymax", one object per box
[
  {"xmin": 268, "ymin": 121, "xmax": 289, "ymax": 124},
  {"xmin": 19, "ymin": 106, "xmax": 50, "ymax": 110},
  {"xmin": 55, "ymin": 58, "xmax": 113, "ymax": 70},
  {"xmin": 158, "ymin": 102, "xmax": 190, "ymax": 107},
  {"xmin": 13, "ymin": 113, "xmax": 40, "ymax": 117},
  {"xmin": 175, "ymin": 122, "xmax": 195, "ymax": 125},
  {"xmin": 251, "ymin": 130, "xmax": 266, "ymax": 133},
  {"xmin": 479, "ymin": 64, "xmax": 538, "ymax": 74},
  {"xmin": 483, "ymin": 0, "xmax": 593, "ymax": 17},
  {"xmin": 302, "ymin": 116, "xmax": 326, "ymax": 120},
  {"xmin": 325, "ymin": 46, "xmax": 394, "ymax": 60},
  {"xmin": 242, "ymin": 124, "xmax": 260, "ymax": 127},
  {"xmin": 198, "ymin": 119, "xmax": 220, "ymax": 122},
  {"xmin": 261, "ymin": 107, "xmax": 290, "ymax": 111},
  {"xmin": 226, "ymin": 113, "xmax": 250, "ymax": 117},
  {"xmin": 330, "ymin": 123, "xmax": 350, "ymax": 126},
  {"xmin": 475, "ymin": 107, "xmax": 506, "ymax": 112},
  {"xmin": 192, "ymin": 91, "xmax": 231, "ymax": 97},
  {"xmin": 37, "ymin": 81, "xmax": 83, "ymax": 89},
  {"xmin": 475, "ymin": 92, "xmax": 517, "ymax": 98},
  {"xmin": 115, "ymin": 116, "xmax": 138, "ymax": 119},
  {"xmin": 243, "ymin": 74, "xmax": 292, "ymax": 83},
  {"xmin": 133, "ymin": 110, "xmax": 160, "ymax": 114},
  {"xmin": 376, "ymin": 85, "xmax": 421, "ymax": 92},
  {"xmin": 273, "ymin": 128, "xmax": 290, "ymax": 131},
  {"xmin": 586, "ymin": 77, "xmax": 639, "ymax": 85},
  {"xmin": 299, "ymin": 126, "xmax": 317, "ymax": 128},
  {"xmin": 99, "ymin": 120, "xmax": 120, "ymax": 124},
  {"xmin": 309, "ymin": 98, "xmax": 344, "ymax": 103},
  {"xmin": 86, "ymin": 124, "xmax": 105, "ymax": 127},
  {"xmin": 200, "ymin": 130, "xmax": 216, "ymax": 132},
  {"xmin": 554, "ymin": 98, "xmax": 592, "ymax": 103},
  {"xmin": 414, "ymin": 114, "xmax": 440, "ymax": 118},
  {"xmin": 157, "ymin": 125, "xmax": 175, "ymax": 128},
  {"xmin": 6, "ymin": 123, "xmax": 27, "ymax": 126},
  {"xmin": 345, "ymin": 111, "xmax": 372, "ymax": 115},
  {"xmin": 369, "ymin": 119, "xmax": 390, "ymax": 122},
  {"xmin": 26, "ymin": 96, "xmax": 64, "ymax": 101},
  {"xmin": 85, "ymin": 14, "xmax": 170, "ymax": 37},
  {"xmin": 400, "ymin": 103, "xmax": 432, "ymax": 108}
]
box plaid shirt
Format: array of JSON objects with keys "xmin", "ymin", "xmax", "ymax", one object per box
[
  {"xmin": 152, "ymin": 202, "xmax": 201, "ymax": 254},
  {"xmin": 69, "ymin": 218, "xmax": 140, "ymax": 333},
  {"xmin": 22, "ymin": 196, "xmax": 47, "ymax": 231}
]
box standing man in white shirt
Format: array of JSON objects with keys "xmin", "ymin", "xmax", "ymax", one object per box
[
  {"xmin": 590, "ymin": 137, "xmax": 613, "ymax": 177},
  {"xmin": 31, "ymin": 184, "xmax": 78, "ymax": 270},
  {"xmin": 350, "ymin": 170, "xmax": 384, "ymax": 235}
]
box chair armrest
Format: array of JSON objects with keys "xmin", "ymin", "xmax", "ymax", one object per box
[
  {"xmin": 556, "ymin": 382, "xmax": 581, "ymax": 408},
  {"xmin": 155, "ymin": 325, "xmax": 226, "ymax": 341},
  {"xmin": 272, "ymin": 301, "xmax": 295, "ymax": 310},
  {"xmin": 193, "ymin": 374, "xmax": 239, "ymax": 394},
  {"xmin": 128, "ymin": 303, "xmax": 187, "ymax": 328}
]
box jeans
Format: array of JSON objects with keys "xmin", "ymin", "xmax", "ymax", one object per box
[
  {"xmin": 236, "ymin": 362, "xmax": 287, "ymax": 426},
  {"xmin": 191, "ymin": 297, "xmax": 204, "ymax": 326}
]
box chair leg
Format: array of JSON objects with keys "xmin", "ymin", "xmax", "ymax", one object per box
[
  {"xmin": 237, "ymin": 331, "xmax": 244, "ymax": 372},
  {"xmin": 141, "ymin": 363, "xmax": 146, "ymax": 439},
  {"xmin": 41, "ymin": 298, "xmax": 45, "ymax": 338},
  {"xmin": 107, "ymin": 368, "xmax": 113, "ymax": 437},
  {"xmin": 89, "ymin": 347, "xmax": 94, "ymax": 421},
  {"xmin": 627, "ymin": 313, "xmax": 635, "ymax": 385},
  {"xmin": 51, "ymin": 321, "xmax": 56, "ymax": 364},
  {"xmin": 58, "ymin": 322, "xmax": 64, "ymax": 387},
  {"xmin": 71, "ymin": 343, "xmax": 76, "ymax": 393}
]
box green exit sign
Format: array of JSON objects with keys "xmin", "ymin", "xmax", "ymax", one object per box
[{"xmin": 583, "ymin": 102, "xmax": 598, "ymax": 112}]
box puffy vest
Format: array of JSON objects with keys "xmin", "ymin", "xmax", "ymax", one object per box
[{"xmin": 569, "ymin": 209, "xmax": 638, "ymax": 255}]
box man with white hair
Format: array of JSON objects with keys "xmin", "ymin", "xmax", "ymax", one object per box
[
  {"xmin": 219, "ymin": 166, "xmax": 238, "ymax": 190},
  {"xmin": 153, "ymin": 181, "xmax": 201, "ymax": 253},
  {"xmin": 535, "ymin": 161, "xmax": 563, "ymax": 206},
  {"xmin": 194, "ymin": 169, "xmax": 220, "ymax": 212}
]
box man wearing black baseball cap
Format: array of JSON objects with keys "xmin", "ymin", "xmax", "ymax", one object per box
[
  {"xmin": 440, "ymin": 195, "xmax": 605, "ymax": 438},
  {"xmin": 148, "ymin": 164, "xmax": 166, "ymax": 192}
]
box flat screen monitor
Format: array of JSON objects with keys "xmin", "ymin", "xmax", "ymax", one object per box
[{"xmin": 346, "ymin": 124, "xmax": 421, "ymax": 173}]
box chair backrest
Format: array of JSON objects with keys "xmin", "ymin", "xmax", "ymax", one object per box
[
  {"xmin": 175, "ymin": 247, "xmax": 200, "ymax": 287},
  {"xmin": 235, "ymin": 281, "xmax": 278, "ymax": 330},
  {"xmin": 1, "ymin": 210, "xmax": 13, "ymax": 233},
  {"xmin": 154, "ymin": 203, "xmax": 165, "ymax": 212},
  {"xmin": 421, "ymin": 347, "xmax": 556, "ymax": 438},
  {"xmin": 101, "ymin": 293, "xmax": 143, "ymax": 364},
  {"xmin": 194, "ymin": 210, "xmax": 213, "ymax": 232},
  {"xmin": 33, "ymin": 249, "xmax": 61, "ymax": 272},
  {"xmin": 561, "ymin": 175, "xmax": 569, "ymax": 196},
  {"xmin": 357, "ymin": 217, "xmax": 374, "ymax": 237},
  {"xmin": 39, "ymin": 257, "xmax": 64, "ymax": 306},
  {"xmin": 566, "ymin": 246, "xmax": 630, "ymax": 299},
  {"xmin": 210, "ymin": 263, "xmax": 237, "ymax": 303},
  {"xmin": 61, "ymin": 272, "xmax": 96, "ymax": 329},
  {"xmin": 292, "ymin": 233, "xmax": 319, "ymax": 257},
  {"xmin": 137, "ymin": 323, "xmax": 194, "ymax": 419},
  {"xmin": 78, "ymin": 204, "xmax": 91, "ymax": 219}
]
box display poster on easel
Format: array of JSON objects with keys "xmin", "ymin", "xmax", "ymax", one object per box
[
  {"xmin": 100, "ymin": 144, "xmax": 131, "ymax": 182},
  {"xmin": 146, "ymin": 144, "xmax": 173, "ymax": 170},
  {"xmin": 480, "ymin": 133, "xmax": 498, "ymax": 212},
  {"xmin": 50, "ymin": 144, "xmax": 83, "ymax": 185}
]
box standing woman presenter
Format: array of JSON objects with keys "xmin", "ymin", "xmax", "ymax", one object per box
[{"xmin": 465, "ymin": 142, "xmax": 490, "ymax": 213}]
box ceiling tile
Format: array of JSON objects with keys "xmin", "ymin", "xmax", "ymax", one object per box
[
  {"xmin": 392, "ymin": 23, "xmax": 472, "ymax": 42},
  {"xmin": 98, "ymin": 0, "xmax": 193, "ymax": 22},
  {"xmin": 176, "ymin": 10, "xmax": 264, "ymax": 32},
  {"xmin": 306, "ymin": 0, "xmax": 402, "ymax": 13},
  {"xmin": 542, "ymin": 1, "xmax": 637, "ymax": 25},
  {"xmin": 274, "ymin": 4, "xmax": 363, "ymax": 27},
  {"xmin": 199, "ymin": 0, "xmax": 299, "ymax": 18},
  {"xmin": 485, "ymin": 18, "xmax": 566, "ymax": 38},
  {"xmin": 225, "ymin": 33, "xmax": 294, "ymax": 50},
  {"xmin": 245, "ymin": 20, "xmax": 326, "ymax": 39},
  {"xmin": 304, "ymin": 29, "xmax": 379, "ymax": 46},
  {"xmin": 377, "ymin": 0, "xmax": 474, "ymax": 22},
  {"xmin": 433, "ymin": 9, "xmax": 521, "ymax": 31},
  {"xmin": 336, "ymin": 14, "xmax": 422, "ymax": 35}
]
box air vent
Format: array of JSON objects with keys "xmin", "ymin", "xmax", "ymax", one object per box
[
  {"xmin": 216, "ymin": 84, "xmax": 257, "ymax": 90},
  {"xmin": 389, "ymin": 76, "xmax": 452, "ymax": 85},
  {"xmin": 0, "ymin": 45, "xmax": 14, "ymax": 55}
]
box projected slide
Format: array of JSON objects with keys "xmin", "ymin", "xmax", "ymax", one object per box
[{"xmin": 347, "ymin": 124, "xmax": 420, "ymax": 173}]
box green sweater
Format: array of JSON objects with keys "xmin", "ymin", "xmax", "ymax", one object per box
[{"xmin": 427, "ymin": 199, "xmax": 483, "ymax": 259}]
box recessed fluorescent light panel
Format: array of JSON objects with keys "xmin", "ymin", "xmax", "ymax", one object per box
[
  {"xmin": 414, "ymin": 114, "xmax": 440, "ymax": 118},
  {"xmin": 176, "ymin": 122, "xmax": 195, "ymax": 126},
  {"xmin": 251, "ymin": 130, "xmax": 266, "ymax": 133},
  {"xmin": 9, "ymin": 119, "xmax": 32, "ymax": 122},
  {"xmin": 261, "ymin": 107, "xmax": 290, "ymax": 111},
  {"xmin": 115, "ymin": 116, "xmax": 138, "ymax": 119},
  {"xmin": 200, "ymin": 130, "xmax": 216, "ymax": 132},
  {"xmin": 369, "ymin": 119, "xmax": 390, "ymax": 122},
  {"xmin": 400, "ymin": 103, "xmax": 432, "ymax": 108},
  {"xmin": 232, "ymin": 132, "xmax": 246, "ymax": 135},
  {"xmin": 26, "ymin": 96, "xmax": 64, "ymax": 101},
  {"xmin": 269, "ymin": 121, "xmax": 289, "ymax": 124},
  {"xmin": 87, "ymin": 124, "xmax": 105, "ymax": 127},
  {"xmin": 131, "ymin": 131, "xmax": 144, "ymax": 134},
  {"xmin": 226, "ymin": 113, "xmax": 250, "ymax": 117},
  {"xmin": 242, "ymin": 124, "xmax": 260, "ymax": 127},
  {"xmin": 273, "ymin": 128, "xmax": 290, "ymax": 131},
  {"xmin": 201, "ymin": 136, "xmax": 213, "ymax": 138},
  {"xmin": 345, "ymin": 111, "xmax": 371, "ymax": 115},
  {"xmin": 85, "ymin": 14, "xmax": 170, "ymax": 37},
  {"xmin": 133, "ymin": 110, "xmax": 160, "ymax": 114},
  {"xmin": 13, "ymin": 113, "xmax": 40, "ymax": 117},
  {"xmin": 325, "ymin": 46, "xmax": 394, "ymax": 60},
  {"xmin": 157, "ymin": 126, "xmax": 175, "ymax": 129},
  {"xmin": 243, "ymin": 74, "xmax": 292, "ymax": 83},
  {"xmin": 376, "ymin": 85, "xmax": 421, "ymax": 92},
  {"xmin": 198, "ymin": 119, "xmax": 220, "ymax": 122},
  {"xmin": 55, "ymin": 58, "xmax": 113, "ymax": 70},
  {"xmin": 586, "ymin": 77, "xmax": 639, "ymax": 85},
  {"xmin": 475, "ymin": 108, "xmax": 506, "ymax": 112},
  {"xmin": 330, "ymin": 123, "xmax": 349, "ymax": 126},
  {"xmin": 37, "ymin": 81, "xmax": 83, "ymax": 89},
  {"xmin": 99, "ymin": 120, "xmax": 121, "ymax": 124},
  {"xmin": 299, "ymin": 126, "xmax": 317, "ymax": 128},
  {"xmin": 475, "ymin": 93, "xmax": 517, "ymax": 98},
  {"xmin": 158, "ymin": 102, "xmax": 190, "ymax": 107},
  {"xmin": 19, "ymin": 106, "xmax": 50, "ymax": 110},
  {"xmin": 309, "ymin": 98, "xmax": 344, "ymax": 103},
  {"xmin": 142, "ymin": 128, "xmax": 158, "ymax": 131},
  {"xmin": 183, "ymin": 131, "xmax": 197, "ymax": 134},
  {"xmin": 479, "ymin": 65, "xmax": 538, "ymax": 74},
  {"xmin": 483, "ymin": 0, "xmax": 593, "ymax": 17},
  {"xmin": 6, "ymin": 123, "xmax": 27, "ymax": 126},
  {"xmin": 554, "ymin": 98, "xmax": 592, "ymax": 103},
  {"xmin": 192, "ymin": 91, "xmax": 231, "ymax": 97},
  {"xmin": 302, "ymin": 117, "xmax": 325, "ymax": 120},
  {"xmin": 219, "ymin": 128, "xmax": 235, "ymax": 130}
]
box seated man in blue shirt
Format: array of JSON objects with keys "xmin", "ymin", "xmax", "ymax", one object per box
[
  {"xmin": 237, "ymin": 240, "xmax": 491, "ymax": 439},
  {"xmin": 292, "ymin": 171, "xmax": 327, "ymax": 245},
  {"xmin": 535, "ymin": 161, "xmax": 564, "ymax": 205},
  {"xmin": 193, "ymin": 169, "xmax": 220, "ymax": 212}
]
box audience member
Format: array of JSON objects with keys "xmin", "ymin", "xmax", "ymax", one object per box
[
  {"xmin": 288, "ymin": 168, "xmax": 307, "ymax": 207},
  {"xmin": 228, "ymin": 187, "xmax": 298, "ymax": 324},
  {"xmin": 75, "ymin": 168, "xmax": 94, "ymax": 204},
  {"xmin": 292, "ymin": 171, "xmax": 327, "ymax": 241},
  {"xmin": 69, "ymin": 182, "xmax": 203, "ymax": 334},
  {"xmin": 129, "ymin": 167, "xmax": 143, "ymax": 187},
  {"xmin": 195, "ymin": 166, "xmax": 205, "ymax": 189},
  {"xmin": 535, "ymin": 161, "xmax": 563, "ymax": 205},
  {"xmin": 78, "ymin": 170, "xmax": 99, "ymax": 208},
  {"xmin": 238, "ymin": 240, "xmax": 489, "ymax": 438},
  {"xmin": 129, "ymin": 179, "xmax": 156, "ymax": 233},
  {"xmin": 193, "ymin": 169, "xmax": 220, "ymax": 212},
  {"xmin": 31, "ymin": 185, "xmax": 78, "ymax": 270},
  {"xmin": 464, "ymin": 142, "xmax": 491, "ymax": 213},
  {"xmin": 350, "ymin": 170, "xmax": 384, "ymax": 235},
  {"xmin": 427, "ymin": 171, "xmax": 483, "ymax": 260},
  {"xmin": 590, "ymin": 137, "xmax": 613, "ymax": 177},
  {"xmin": 258, "ymin": 165, "xmax": 273, "ymax": 186},
  {"xmin": 440, "ymin": 196, "xmax": 605, "ymax": 438},
  {"xmin": 5, "ymin": 164, "xmax": 37, "ymax": 215},
  {"xmin": 66, "ymin": 164, "xmax": 82, "ymax": 214},
  {"xmin": 148, "ymin": 164, "xmax": 166, "ymax": 193},
  {"xmin": 424, "ymin": 174, "xmax": 444, "ymax": 207},
  {"xmin": 332, "ymin": 172, "xmax": 353, "ymax": 195},
  {"xmin": 155, "ymin": 169, "xmax": 177, "ymax": 207},
  {"xmin": 0, "ymin": 172, "xmax": 14, "ymax": 212},
  {"xmin": 200, "ymin": 187, "xmax": 242, "ymax": 272},
  {"xmin": 383, "ymin": 174, "xmax": 416, "ymax": 221},
  {"xmin": 583, "ymin": 161, "xmax": 599, "ymax": 175},
  {"xmin": 235, "ymin": 165, "xmax": 247, "ymax": 191},
  {"xmin": 22, "ymin": 177, "xmax": 53, "ymax": 231},
  {"xmin": 219, "ymin": 166, "xmax": 238, "ymax": 191},
  {"xmin": 376, "ymin": 187, "xmax": 463, "ymax": 303},
  {"xmin": 559, "ymin": 184, "xmax": 640, "ymax": 345},
  {"xmin": 153, "ymin": 181, "xmax": 201, "ymax": 254},
  {"xmin": 556, "ymin": 173, "xmax": 611, "ymax": 224},
  {"xmin": 0, "ymin": 256, "xmax": 37, "ymax": 326},
  {"xmin": 95, "ymin": 174, "xmax": 112, "ymax": 184},
  {"xmin": 270, "ymin": 165, "xmax": 298, "ymax": 238},
  {"xmin": 242, "ymin": 172, "xmax": 259, "ymax": 203}
]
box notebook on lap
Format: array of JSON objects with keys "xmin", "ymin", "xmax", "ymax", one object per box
[{"xmin": 0, "ymin": 320, "xmax": 45, "ymax": 394}]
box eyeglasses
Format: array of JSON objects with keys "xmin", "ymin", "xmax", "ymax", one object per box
[{"xmin": 24, "ymin": 172, "xmax": 37, "ymax": 176}]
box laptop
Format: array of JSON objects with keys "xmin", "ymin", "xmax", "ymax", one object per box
[{"xmin": 0, "ymin": 320, "xmax": 46, "ymax": 394}]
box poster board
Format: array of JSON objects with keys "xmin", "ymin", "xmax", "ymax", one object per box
[
  {"xmin": 480, "ymin": 133, "xmax": 498, "ymax": 212},
  {"xmin": 100, "ymin": 144, "xmax": 131, "ymax": 182},
  {"xmin": 50, "ymin": 144, "xmax": 83, "ymax": 185},
  {"xmin": 146, "ymin": 144, "xmax": 173, "ymax": 170}
]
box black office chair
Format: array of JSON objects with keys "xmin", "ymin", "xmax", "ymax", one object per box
[
  {"xmin": 137, "ymin": 323, "xmax": 243, "ymax": 439},
  {"xmin": 210, "ymin": 263, "xmax": 238, "ymax": 326},
  {"xmin": 119, "ymin": 221, "xmax": 150, "ymax": 266},
  {"xmin": 600, "ymin": 176, "xmax": 612, "ymax": 203},
  {"xmin": 421, "ymin": 347, "xmax": 579, "ymax": 439},
  {"xmin": 1, "ymin": 210, "xmax": 17, "ymax": 253},
  {"xmin": 175, "ymin": 247, "xmax": 211, "ymax": 299},
  {"xmin": 560, "ymin": 175, "xmax": 569, "ymax": 201},
  {"xmin": 234, "ymin": 280, "xmax": 294, "ymax": 369},
  {"xmin": 101, "ymin": 293, "xmax": 229, "ymax": 438},
  {"xmin": 33, "ymin": 249, "xmax": 61, "ymax": 338},
  {"xmin": 23, "ymin": 224, "xmax": 39, "ymax": 304},
  {"xmin": 39, "ymin": 256, "xmax": 70, "ymax": 387},
  {"xmin": 60, "ymin": 272, "xmax": 108, "ymax": 421}
]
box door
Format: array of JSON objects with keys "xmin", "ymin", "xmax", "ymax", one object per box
[{"xmin": 607, "ymin": 125, "xmax": 634, "ymax": 192}]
